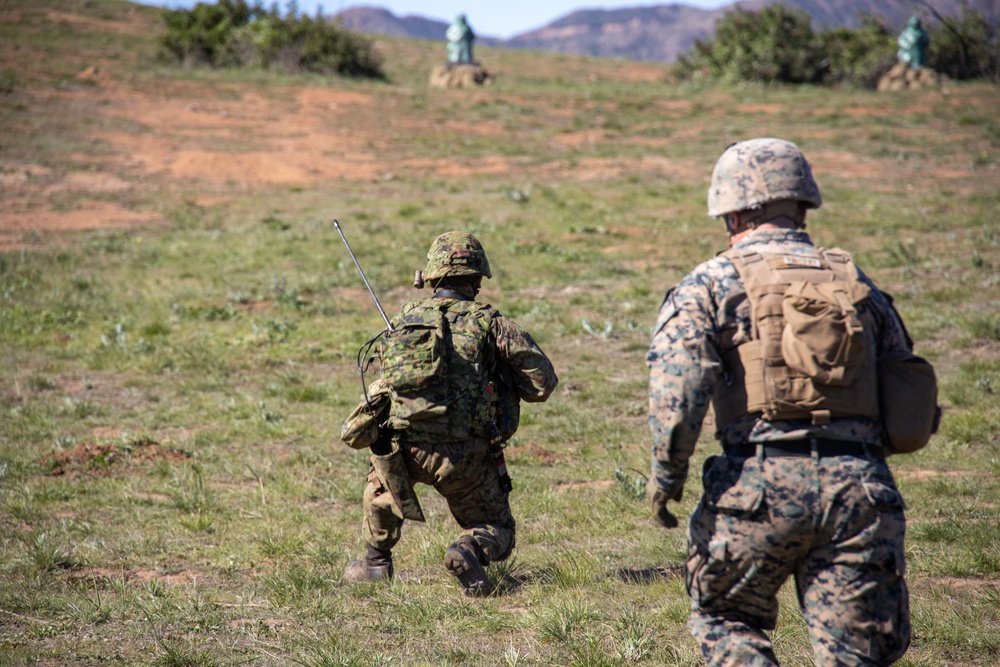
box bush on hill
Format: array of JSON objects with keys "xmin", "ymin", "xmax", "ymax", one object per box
[
  {"xmin": 159, "ymin": 0, "xmax": 385, "ymax": 79},
  {"xmin": 926, "ymin": 9, "xmax": 999, "ymax": 80},
  {"xmin": 675, "ymin": 6, "xmax": 826, "ymax": 85},
  {"xmin": 675, "ymin": 4, "xmax": 999, "ymax": 87},
  {"xmin": 819, "ymin": 14, "xmax": 897, "ymax": 88}
]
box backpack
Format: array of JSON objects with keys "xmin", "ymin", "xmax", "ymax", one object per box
[
  {"xmin": 713, "ymin": 248, "xmax": 880, "ymax": 427},
  {"xmin": 713, "ymin": 247, "xmax": 939, "ymax": 453},
  {"xmin": 380, "ymin": 298, "xmax": 510, "ymax": 441}
]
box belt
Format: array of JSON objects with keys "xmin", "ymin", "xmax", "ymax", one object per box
[{"xmin": 728, "ymin": 437, "xmax": 879, "ymax": 459}]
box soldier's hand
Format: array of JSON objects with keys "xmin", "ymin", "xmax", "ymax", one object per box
[{"xmin": 649, "ymin": 486, "xmax": 684, "ymax": 530}]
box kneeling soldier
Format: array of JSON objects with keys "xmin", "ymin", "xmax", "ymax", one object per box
[{"xmin": 342, "ymin": 231, "xmax": 558, "ymax": 596}]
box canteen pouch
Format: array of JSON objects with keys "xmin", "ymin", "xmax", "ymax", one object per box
[
  {"xmin": 371, "ymin": 440, "xmax": 426, "ymax": 522},
  {"xmin": 341, "ymin": 378, "xmax": 391, "ymax": 450},
  {"xmin": 877, "ymin": 351, "xmax": 940, "ymax": 454}
]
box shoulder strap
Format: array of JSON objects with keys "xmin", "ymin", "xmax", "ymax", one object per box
[
  {"xmin": 723, "ymin": 249, "xmax": 774, "ymax": 340},
  {"xmin": 818, "ymin": 247, "xmax": 861, "ymax": 283}
]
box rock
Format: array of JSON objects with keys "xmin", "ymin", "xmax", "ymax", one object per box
[
  {"xmin": 428, "ymin": 64, "xmax": 493, "ymax": 89},
  {"xmin": 876, "ymin": 64, "xmax": 947, "ymax": 91},
  {"xmin": 75, "ymin": 66, "xmax": 102, "ymax": 81}
]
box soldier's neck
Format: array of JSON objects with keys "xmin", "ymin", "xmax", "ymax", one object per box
[
  {"xmin": 728, "ymin": 219, "xmax": 798, "ymax": 246},
  {"xmin": 433, "ymin": 283, "xmax": 478, "ymax": 300}
]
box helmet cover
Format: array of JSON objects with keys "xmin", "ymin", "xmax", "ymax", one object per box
[
  {"xmin": 707, "ymin": 138, "xmax": 822, "ymax": 218},
  {"xmin": 423, "ymin": 231, "xmax": 492, "ymax": 281}
]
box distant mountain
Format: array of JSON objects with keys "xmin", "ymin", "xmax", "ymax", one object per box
[
  {"xmin": 334, "ymin": 1, "xmax": 999, "ymax": 63},
  {"xmin": 334, "ymin": 7, "xmax": 505, "ymax": 47},
  {"xmin": 784, "ymin": 0, "xmax": 996, "ymax": 29},
  {"xmin": 333, "ymin": 7, "xmax": 452, "ymax": 42},
  {"xmin": 503, "ymin": 4, "xmax": 732, "ymax": 62}
]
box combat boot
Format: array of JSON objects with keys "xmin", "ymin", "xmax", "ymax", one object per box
[
  {"xmin": 444, "ymin": 536, "xmax": 494, "ymax": 598},
  {"xmin": 343, "ymin": 545, "xmax": 393, "ymax": 583}
]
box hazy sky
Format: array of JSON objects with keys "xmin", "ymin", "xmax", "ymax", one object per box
[{"xmin": 135, "ymin": 1, "xmax": 733, "ymax": 38}]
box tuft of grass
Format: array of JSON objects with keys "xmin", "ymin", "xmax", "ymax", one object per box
[{"xmin": 23, "ymin": 532, "xmax": 82, "ymax": 574}]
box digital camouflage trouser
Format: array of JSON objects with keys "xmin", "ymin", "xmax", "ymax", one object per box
[
  {"xmin": 362, "ymin": 435, "xmax": 515, "ymax": 563},
  {"xmin": 686, "ymin": 450, "xmax": 910, "ymax": 667}
]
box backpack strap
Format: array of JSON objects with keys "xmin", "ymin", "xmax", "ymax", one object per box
[
  {"xmin": 818, "ymin": 247, "xmax": 860, "ymax": 282},
  {"xmin": 712, "ymin": 249, "xmax": 759, "ymax": 429}
]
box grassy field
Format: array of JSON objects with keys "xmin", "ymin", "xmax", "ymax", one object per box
[{"xmin": 1, "ymin": 1, "xmax": 999, "ymax": 665}]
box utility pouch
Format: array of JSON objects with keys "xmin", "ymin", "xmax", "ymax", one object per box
[
  {"xmin": 877, "ymin": 351, "xmax": 940, "ymax": 454},
  {"xmin": 493, "ymin": 360, "xmax": 521, "ymax": 444},
  {"xmin": 341, "ymin": 378, "xmax": 391, "ymax": 450},
  {"xmin": 491, "ymin": 445, "xmax": 513, "ymax": 493},
  {"xmin": 781, "ymin": 280, "xmax": 872, "ymax": 386},
  {"xmin": 371, "ymin": 441, "xmax": 426, "ymax": 522}
]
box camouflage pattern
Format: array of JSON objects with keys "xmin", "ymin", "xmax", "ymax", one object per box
[
  {"xmin": 341, "ymin": 377, "xmax": 390, "ymax": 450},
  {"xmin": 371, "ymin": 439, "xmax": 425, "ymax": 521},
  {"xmin": 364, "ymin": 434, "xmax": 515, "ymax": 561},
  {"xmin": 648, "ymin": 228, "xmax": 913, "ymax": 665},
  {"xmin": 687, "ymin": 452, "xmax": 909, "ymax": 666},
  {"xmin": 382, "ymin": 297, "xmax": 496, "ymax": 438},
  {"xmin": 423, "ymin": 231, "xmax": 492, "ymax": 282},
  {"xmin": 708, "ymin": 139, "xmax": 822, "ymax": 218},
  {"xmin": 361, "ymin": 297, "xmax": 557, "ymax": 563},
  {"xmin": 647, "ymin": 229, "xmax": 912, "ymax": 496}
]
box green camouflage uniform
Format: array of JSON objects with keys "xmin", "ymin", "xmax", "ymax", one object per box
[
  {"xmin": 648, "ymin": 227, "xmax": 912, "ymax": 666},
  {"xmin": 363, "ymin": 295, "xmax": 557, "ymax": 563}
]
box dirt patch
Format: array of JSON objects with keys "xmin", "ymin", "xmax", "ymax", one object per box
[
  {"xmin": 44, "ymin": 9, "xmax": 149, "ymax": 36},
  {"xmin": 130, "ymin": 492, "xmax": 173, "ymax": 503},
  {"xmin": 811, "ymin": 150, "xmax": 888, "ymax": 183},
  {"xmin": 0, "ymin": 201, "xmax": 157, "ymax": 241},
  {"xmin": 133, "ymin": 569, "xmax": 199, "ymax": 586},
  {"xmin": 556, "ymin": 479, "xmax": 616, "ymax": 493},
  {"xmin": 506, "ymin": 443, "xmax": 572, "ymax": 464},
  {"xmin": 67, "ymin": 567, "xmax": 203, "ymax": 588},
  {"xmin": 739, "ymin": 104, "xmax": 784, "ymax": 115},
  {"xmin": 550, "ymin": 129, "xmax": 607, "ymax": 148},
  {"xmin": 895, "ymin": 468, "xmax": 991, "ymax": 481},
  {"xmin": 38, "ymin": 438, "xmax": 191, "ymax": 477}
]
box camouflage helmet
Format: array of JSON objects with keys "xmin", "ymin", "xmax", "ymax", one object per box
[
  {"xmin": 707, "ymin": 138, "xmax": 822, "ymax": 218},
  {"xmin": 423, "ymin": 231, "xmax": 492, "ymax": 281}
]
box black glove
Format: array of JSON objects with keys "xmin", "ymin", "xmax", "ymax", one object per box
[{"xmin": 649, "ymin": 486, "xmax": 684, "ymax": 530}]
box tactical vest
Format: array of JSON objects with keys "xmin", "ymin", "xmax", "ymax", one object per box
[
  {"xmin": 381, "ymin": 297, "xmax": 499, "ymax": 440},
  {"xmin": 712, "ymin": 247, "xmax": 880, "ymax": 429}
]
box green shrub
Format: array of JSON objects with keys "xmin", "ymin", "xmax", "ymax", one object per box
[
  {"xmin": 819, "ymin": 13, "xmax": 897, "ymax": 88},
  {"xmin": 927, "ymin": 8, "xmax": 1000, "ymax": 80},
  {"xmin": 159, "ymin": 0, "xmax": 257, "ymax": 67},
  {"xmin": 675, "ymin": 5, "xmax": 998, "ymax": 86},
  {"xmin": 675, "ymin": 6, "xmax": 826, "ymax": 84},
  {"xmin": 159, "ymin": 0, "xmax": 384, "ymax": 78}
]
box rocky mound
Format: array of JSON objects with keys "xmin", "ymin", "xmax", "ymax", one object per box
[
  {"xmin": 877, "ymin": 62, "xmax": 948, "ymax": 91},
  {"xmin": 428, "ymin": 64, "xmax": 494, "ymax": 89}
]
